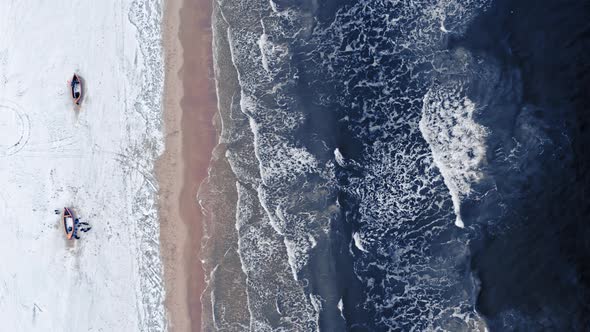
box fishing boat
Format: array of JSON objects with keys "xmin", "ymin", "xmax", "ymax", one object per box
[
  {"xmin": 62, "ymin": 207, "xmax": 76, "ymax": 240},
  {"xmin": 70, "ymin": 73, "xmax": 82, "ymax": 105}
]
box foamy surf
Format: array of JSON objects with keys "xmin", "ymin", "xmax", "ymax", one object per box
[
  {"xmin": 203, "ymin": 0, "xmax": 493, "ymax": 330},
  {"xmin": 420, "ymin": 82, "xmax": 489, "ymax": 228}
]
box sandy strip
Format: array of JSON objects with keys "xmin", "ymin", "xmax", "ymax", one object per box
[{"xmin": 159, "ymin": 0, "xmax": 217, "ymax": 331}]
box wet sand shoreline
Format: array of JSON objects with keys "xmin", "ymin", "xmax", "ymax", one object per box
[{"xmin": 159, "ymin": 0, "xmax": 217, "ymax": 330}]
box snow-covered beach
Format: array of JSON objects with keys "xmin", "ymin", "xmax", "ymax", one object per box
[{"xmin": 0, "ymin": 1, "xmax": 166, "ymax": 331}]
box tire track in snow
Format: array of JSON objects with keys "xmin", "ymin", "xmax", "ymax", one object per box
[{"xmin": 0, "ymin": 100, "xmax": 30, "ymax": 157}]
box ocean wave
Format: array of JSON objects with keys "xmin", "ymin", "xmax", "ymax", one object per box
[
  {"xmin": 208, "ymin": 0, "xmax": 494, "ymax": 329},
  {"xmin": 305, "ymin": 0, "xmax": 491, "ymax": 329},
  {"xmin": 211, "ymin": 0, "xmax": 332, "ymax": 326},
  {"xmin": 234, "ymin": 182, "xmax": 320, "ymax": 330},
  {"xmin": 420, "ymin": 81, "xmax": 489, "ymax": 228}
]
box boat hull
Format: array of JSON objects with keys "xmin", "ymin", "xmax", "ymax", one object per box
[
  {"xmin": 62, "ymin": 207, "xmax": 75, "ymax": 240},
  {"xmin": 70, "ymin": 74, "xmax": 82, "ymax": 105}
]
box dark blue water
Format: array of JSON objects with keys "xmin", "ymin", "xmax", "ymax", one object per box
[
  {"xmin": 453, "ymin": 0, "xmax": 590, "ymax": 329},
  {"xmin": 205, "ymin": 0, "xmax": 590, "ymax": 330}
]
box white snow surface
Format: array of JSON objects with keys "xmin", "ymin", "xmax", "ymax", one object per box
[{"xmin": 0, "ymin": 1, "xmax": 166, "ymax": 331}]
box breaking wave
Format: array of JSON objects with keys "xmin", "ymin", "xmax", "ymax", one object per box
[{"xmin": 420, "ymin": 82, "xmax": 489, "ymax": 228}]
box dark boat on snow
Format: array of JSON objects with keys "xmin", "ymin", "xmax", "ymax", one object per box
[{"xmin": 70, "ymin": 74, "xmax": 82, "ymax": 105}]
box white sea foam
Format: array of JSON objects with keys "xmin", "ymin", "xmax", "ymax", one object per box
[
  {"xmin": 338, "ymin": 298, "xmax": 345, "ymax": 319},
  {"xmin": 420, "ymin": 83, "xmax": 488, "ymax": 228},
  {"xmin": 257, "ymin": 33, "xmax": 271, "ymax": 72},
  {"xmin": 257, "ymin": 28, "xmax": 289, "ymax": 74},
  {"xmin": 218, "ymin": 1, "xmax": 327, "ymax": 325},
  {"xmin": 269, "ymin": 0, "xmax": 279, "ymax": 13},
  {"xmin": 240, "ymin": 90, "xmax": 327, "ymax": 282},
  {"xmin": 353, "ymin": 232, "xmax": 369, "ymax": 253},
  {"xmin": 284, "ymin": 238, "xmax": 303, "ymax": 280},
  {"xmin": 334, "ymin": 148, "xmax": 345, "ymax": 167},
  {"xmin": 233, "ymin": 182, "xmax": 320, "ymax": 330},
  {"xmin": 309, "ymin": 294, "xmax": 323, "ymax": 332}
]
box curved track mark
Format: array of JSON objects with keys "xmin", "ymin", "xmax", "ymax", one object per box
[{"xmin": 0, "ymin": 100, "xmax": 31, "ymax": 157}]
